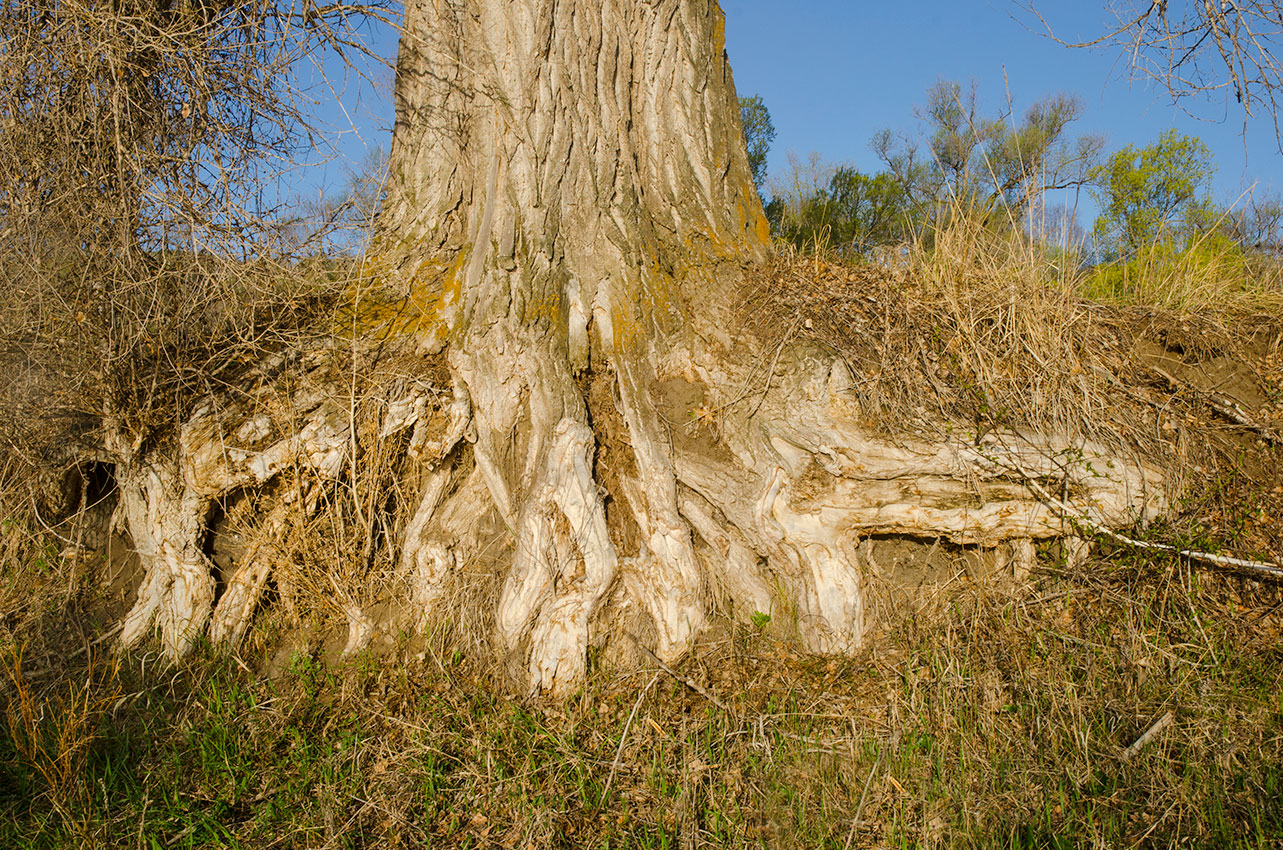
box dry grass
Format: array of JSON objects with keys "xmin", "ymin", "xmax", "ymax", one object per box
[
  {"xmin": 3, "ymin": 644, "xmax": 120, "ymax": 836},
  {"xmin": 0, "ymin": 253, "xmax": 340, "ymax": 458},
  {"xmin": 1, "ymin": 535, "xmax": 1280, "ymax": 848},
  {"xmin": 754, "ymin": 215, "xmax": 1136, "ymax": 451}
]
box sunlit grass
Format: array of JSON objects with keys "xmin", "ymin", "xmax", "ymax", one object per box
[{"xmin": 3, "ymin": 542, "xmax": 1280, "ymax": 848}]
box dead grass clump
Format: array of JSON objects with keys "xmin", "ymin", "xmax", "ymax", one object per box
[
  {"xmin": 0, "ymin": 252, "xmax": 338, "ymax": 463},
  {"xmin": 753, "ymin": 216, "xmax": 1151, "ymax": 457}
]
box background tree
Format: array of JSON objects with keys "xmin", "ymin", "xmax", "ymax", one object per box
[
  {"xmin": 298, "ymin": 147, "xmax": 392, "ymax": 255},
  {"xmin": 1227, "ymin": 190, "xmax": 1283, "ymax": 254},
  {"xmin": 1089, "ymin": 130, "xmax": 1216, "ymax": 260},
  {"xmin": 766, "ymin": 161, "xmax": 911, "ymax": 254},
  {"xmin": 874, "ymin": 79, "xmax": 1103, "ymax": 226},
  {"xmin": 740, "ymin": 94, "xmax": 776, "ymax": 193}
]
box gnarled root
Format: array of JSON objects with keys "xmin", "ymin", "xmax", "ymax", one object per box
[
  {"xmin": 116, "ymin": 461, "xmax": 216, "ymax": 656},
  {"xmin": 114, "ymin": 347, "xmax": 392, "ymax": 659},
  {"xmin": 110, "ymin": 325, "xmax": 1165, "ymax": 691}
]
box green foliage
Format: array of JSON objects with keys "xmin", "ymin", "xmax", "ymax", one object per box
[
  {"xmin": 767, "ymin": 77, "xmax": 1100, "ymax": 256},
  {"xmin": 1089, "ymin": 130, "xmax": 1215, "ymax": 260},
  {"xmin": 766, "ymin": 163, "xmax": 912, "ymax": 254},
  {"xmin": 1079, "ymin": 229, "xmax": 1269, "ymax": 311},
  {"xmin": 738, "ymin": 94, "xmax": 775, "ymax": 193}
]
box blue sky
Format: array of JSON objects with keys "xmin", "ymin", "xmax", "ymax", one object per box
[
  {"xmin": 302, "ymin": 2, "xmax": 1283, "ymax": 224},
  {"xmin": 721, "ymin": 1, "xmax": 1283, "ymax": 215}
]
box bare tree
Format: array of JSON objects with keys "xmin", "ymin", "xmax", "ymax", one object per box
[{"xmin": 1021, "ymin": 1, "xmax": 1283, "ymax": 139}]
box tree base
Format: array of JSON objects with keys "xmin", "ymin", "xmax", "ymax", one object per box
[{"xmin": 108, "ymin": 272, "xmax": 1164, "ymax": 693}]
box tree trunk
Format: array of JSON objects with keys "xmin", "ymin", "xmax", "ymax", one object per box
[{"xmin": 113, "ymin": 0, "xmax": 1165, "ymax": 693}]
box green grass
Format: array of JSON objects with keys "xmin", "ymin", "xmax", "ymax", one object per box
[{"xmin": 2, "ymin": 545, "xmax": 1281, "ymax": 849}]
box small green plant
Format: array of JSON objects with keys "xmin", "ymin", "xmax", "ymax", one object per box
[{"xmin": 750, "ymin": 610, "xmax": 771, "ymax": 630}]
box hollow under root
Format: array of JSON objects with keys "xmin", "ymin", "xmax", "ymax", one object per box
[{"xmin": 207, "ymin": 485, "xmax": 319, "ymax": 648}]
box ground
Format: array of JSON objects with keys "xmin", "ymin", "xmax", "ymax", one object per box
[
  {"xmin": 2, "ymin": 255, "xmax": 1282, "ymax": 848},
  {"xmin": 1, "ymin": 537, "xmax": 1281, "ymax": 848}
]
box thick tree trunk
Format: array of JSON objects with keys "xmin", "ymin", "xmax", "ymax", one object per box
[
  {"xmin": 376, "ymin": 0, "xmax": 772, "ymax": 689},
  {"xmin": 113, "ymin": 0, "xmax": 1165, "ymax": 693}
]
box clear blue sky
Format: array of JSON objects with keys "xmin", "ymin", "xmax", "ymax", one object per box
[
  {"xmin": 721, "ymin": 1, "xmax": 1282, "ymax": 215},
  {"xmin": 304, "ymin": 1, "xmax": 1283, "ymax": 224}
]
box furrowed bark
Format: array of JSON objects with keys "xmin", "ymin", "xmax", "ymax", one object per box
[{"xmin": 376, "ymin": 0, "xmax": 770, "ymax": 691}]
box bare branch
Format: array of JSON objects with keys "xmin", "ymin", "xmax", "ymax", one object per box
[{"xmin": 1019, "ymin": 1, "xmax": 1283, "ymax": 143}]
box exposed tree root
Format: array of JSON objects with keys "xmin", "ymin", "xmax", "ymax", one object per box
[
  {"xmin": 100, "ymin": 0, "xmax": 1172, "ymax": 692},
  {"xmin": 105, "ymin": 302, "xmax": 1166, "ymax": 694},
  {"xmin": 116, "ymin": 461, "xmax": 216, "ymax": 656}
]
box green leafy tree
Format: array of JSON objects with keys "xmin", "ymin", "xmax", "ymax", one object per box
[
  {"xmin": 1089, "ymin": 130, "xmax": 1215, "ymax": 260},
  {"xmin": 766, "ymin": 163, "xmax": 911, "ymax": 254},
  {"xmin": 739, "ymin": 95, "xmax": 776, "ymax": 193},
  {"xmin": 986, "ymin": 93, "xmax": 1104, "ymax": 211},
  {"xmin": 922, "ymin": 79, "xmax": 996, "ymax": 203},
  {"xmin": 825, "ymin": 168, "xmax": 912, "ymax": 249}
]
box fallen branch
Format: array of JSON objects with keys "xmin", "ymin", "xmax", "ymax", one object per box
[
  {"xmin": 598, "ymin": 671, "xmax": 660, "ymax": 810},
  {"xmin": 1028, "ymin": 474, "xmax": 1283, "ymax": 580},
  {"xmin": 1124, "ymin": 711, "xmax": 1175, "ymax": 760},
  {"xmin": 991, "ymin": 451, "xmax": 1283, "ymax": 580},
  {"xmin": 1149, "ymin": 365, "xmax": 1280, "ymax": 445},
  {"xmin": 626, "ymin": 633, "xmax": 733, "ymax": 714}
]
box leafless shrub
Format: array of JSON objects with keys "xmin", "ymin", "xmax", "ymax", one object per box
[{"xmin": 0, "ymin": 0, "xmax": 396, "ymax": 476}]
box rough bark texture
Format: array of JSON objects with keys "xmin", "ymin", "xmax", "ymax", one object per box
[
  {"xmin": 112, "ymin": 0, "xmax": 1166, "ymax": 693},
  {"xmin": 378, "ymin": 0, "xmax": 773, "ymax": 689}
]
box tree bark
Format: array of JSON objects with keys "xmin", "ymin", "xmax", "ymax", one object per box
[
  {"xmin": 112, "ymin": 0, "xmax": 1166, "ymax": 693},
  {"xmin": 376, "ymin": 0, "xmax": 772, "ymax": 689}
]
